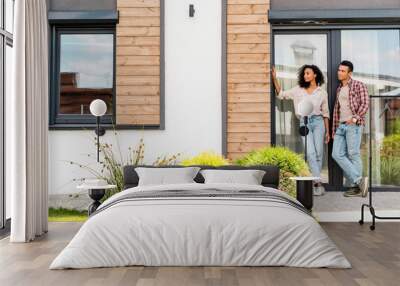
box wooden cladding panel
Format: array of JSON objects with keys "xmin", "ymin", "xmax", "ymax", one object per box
[
  {"xmin": 226, "ymin": 0, "xmax": 271, "ymax": 159},
  {"xmin": 228, "ymin": 33, "xmax": 269, "ymax": 44},
  {"xmin": 117, "ymin": 27, "xmax": 160, "ymax": 37},
  {"xmin": 227, "ymin": 63, "xmax": 269, "ymax": 74},
  {"xmin": 227, "ymin": 14, "xmax": 268, "ymax": 24},
  {"xmin": 116, "ymin": 1, "xmax": 161, "ymax": 125},
  {"xmin": 227, "ymin": 4, "xmax": 268, "ymax": 15},
  {"xmin": 119, "ymin": 7, "xmax": 160, "ymax": 17},
  {"xmin": 118, "ymin": 0, "xmax": 160, "ymax": 8},
  {"xmin": 117, "ymin": 36, "xmax": 160, "ymax": 46}
]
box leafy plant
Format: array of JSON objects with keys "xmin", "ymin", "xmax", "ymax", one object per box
[
  {"xmin": 387, "ymin": 118, "xmax": 400, "ymax": 135},
  {"xmin": 380, "ymin": 134, "xmax": 400, "ymax": 185},
  {"xmin": 380, "ymin": 157, "xmax": 400, "ymax": 186},
  {"xmin": 236, "ymin": 146, "xmax": 311, "ymax": 197},
  {"xmin": 181, "ymin": 151, "xmax": 230, "ymax": 167},
  {"xmin": 69, "ymin": 134, "xmax": 180, "ymax": 201},
  {"xmin": 382, "ymin": 134, "xmax": 400, "ymax": 157},
  {"xmin": 362, "ymin": 134, "xmax": 400, "ymax": 186}
]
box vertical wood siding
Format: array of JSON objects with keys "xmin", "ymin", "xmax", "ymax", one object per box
[
  {"xmin": 116, "ymin": 0, "xmax": 161, "ymax": 125},
  {"xmin": 226, "ymin": 0, "xmax": 271, "ymax": 159}
]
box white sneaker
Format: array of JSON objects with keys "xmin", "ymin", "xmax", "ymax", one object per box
[
  {"xmin": 313, "ymin": 185, "xmax": 325, "ymax": 196},
  {"xmin": 358, "ymin": 177, "xmax": 369, "ymax": 198},
  {"xmin": 319, "ymin": 185, "xmax": 326, "ymax": 196}
]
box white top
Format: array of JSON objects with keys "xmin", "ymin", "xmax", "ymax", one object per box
[
  {"xmin": 289, "ymin": 177, "xmax": 321, "ymax": 181},
  {"xmin": 278, "ymin": 86, "xmax": 329, "ymax": 118},
  {"xmin": 338, "ymin": 84, "xmax": 353, "ymax": 122},
  {"xmin": 77, "ymin": 184, "xmax": 117, "ymax": 190}
]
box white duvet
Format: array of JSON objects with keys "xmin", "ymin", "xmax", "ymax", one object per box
[{"xmin": 50, "ymin": 183, "xmax": 351, "ymax": 269}]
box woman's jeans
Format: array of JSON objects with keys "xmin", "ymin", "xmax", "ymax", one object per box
[
  {"xmin": 332, "ymin": 123, "xmax": 363, "ymax": 187},
  {"xmin": 300, "ymin": 115, "xmax": 325, "ymax": 183}
]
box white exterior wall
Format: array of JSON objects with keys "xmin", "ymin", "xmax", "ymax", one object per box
[{"xmin": 48, "ymin": 0, "xmax": 222, "ymax": 195}]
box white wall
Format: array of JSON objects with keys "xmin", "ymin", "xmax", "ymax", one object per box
[{"xmin": 49, "ymin": 0, "xmax": 222, "ymax": 195}]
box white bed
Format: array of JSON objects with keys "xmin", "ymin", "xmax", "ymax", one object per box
[{"xmin": 50, "ymin": 183, "xmax": 351, "ymax": 269}]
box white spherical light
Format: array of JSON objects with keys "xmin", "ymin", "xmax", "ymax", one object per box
[
  {"xmin": 298, "ymin": 99, "xmax": 314, "ymax": 117},
  {"xmin": 90, "ymin": 99, "xmax": 107, "ymax": 117}
]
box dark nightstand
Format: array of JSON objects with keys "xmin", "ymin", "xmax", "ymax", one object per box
[
  {"xmin": 77, "ymin": 184, "xmax": 116, "ymax": 215},
  {"xmin": 290, "ymin": 177, "xmax": 320, "ymax": 211}
]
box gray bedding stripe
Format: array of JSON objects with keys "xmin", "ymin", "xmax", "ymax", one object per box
[{"xmin": 92, "ymin": 189, "xmax": 311, "ymax": 217}]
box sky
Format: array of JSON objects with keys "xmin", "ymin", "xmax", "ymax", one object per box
[
  {"xmin": 274, "ymin": 30, "xmax": 400, "ymax": 79},
  {"xmin": 60, "ymin": 34, "xmax": 114, "ymax": 89},
  {"xmin": 341, "ymin": 30, "xmax": 400, "ymax": 78}
]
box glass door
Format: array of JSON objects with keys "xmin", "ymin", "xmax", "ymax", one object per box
[
  {"xmin": 273, "ymin": 28, "xmax": 400, "ymax": 191},
  {"xmin": 273, "ymin": 32, "xmax": 329, "ymax": 183},
  {"xmin": 341, "ymin": 30, "xmax": 400, "ymax": 189}
]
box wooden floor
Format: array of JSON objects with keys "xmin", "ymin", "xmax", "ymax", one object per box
[{"xmin": 0, "ymin": 222, "xmax": 399, "ymax": 286}]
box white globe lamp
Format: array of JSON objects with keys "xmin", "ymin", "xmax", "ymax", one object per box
[
  {"xmin": 90, "ymin": 99, "xmax": 107, "ymax": 117},
  {"xmin": 298, "ymin": 99, "xmax": 314, "ymax": 163},
  {"xmin": 298, "ymin": 99, "xmax": 314, "ymax": 117},
  {"xmin": 90, "ymin": 99, "xmax": 107, "ymax": 162}
]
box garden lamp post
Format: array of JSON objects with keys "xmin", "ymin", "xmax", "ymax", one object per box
[
  {"xmin": 298, "ymin": 99, "xmax": 314, "ymax": 163},
  {"xmin": 90, "ymin": 99, "xmax": 107, "ymax": 162}
]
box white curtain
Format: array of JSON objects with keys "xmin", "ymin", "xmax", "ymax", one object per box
[{"xmin": 10, "ymin": 0, "xmax": 49, "ymax": 242}]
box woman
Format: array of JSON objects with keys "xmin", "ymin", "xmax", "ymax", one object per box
[{"xmin": 272, "ymin": 65, "xmax": 330, "ymax": 196}]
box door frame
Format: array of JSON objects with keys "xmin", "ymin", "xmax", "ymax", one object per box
[
  {"xmin": 271, "ymin": 25, "xmax": 400, "ymax": 191},
  {"xmin": 271, "ymin": 29, "xmax": 342, "ymax": 189}
]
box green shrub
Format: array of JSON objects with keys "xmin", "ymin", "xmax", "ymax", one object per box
[
  {"xmin": 236, "ymin": 146, "xmax": 310, "ymax": 197},
  {"xmin": 181, "ymin": 151, "xmax": 230, "ymax": 167},
  {"xmin": 380, "ymin": 134, "xmax": 400, "ymax": 186},
  {"xmin": 382, "ymin": 134, "xmax": 400, "ymax": 157},
  {"xmin": 380, "ymin": 157, "xmax": 400, "ymax": 186},
  {"xmin": 387, "ymin": 118, "xmax": 400, "ymax": 135},
  {"xmin": 361, "ymin": 134, "xmax": 400, "ymax": 186}
]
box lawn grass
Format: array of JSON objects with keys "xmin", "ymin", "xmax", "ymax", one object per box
[{"xmin": 48, "ymin": 207, "xmax": 88, "ymax": 222}]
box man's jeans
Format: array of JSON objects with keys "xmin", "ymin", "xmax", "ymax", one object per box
[
  {"xmin": 300, "ymin": 115, "xmax": 325, "ymax": 183},
  {"xmin": 332, "ymin": 123, "xmax": 363, "ymax": 187}
]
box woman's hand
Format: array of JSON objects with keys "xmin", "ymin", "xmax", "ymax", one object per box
[
  {"xmin": 271, "ymin": 66, "xmax": 281, "ymax": 94},
  {"xmin": 271, "ymin": 66, "xmax": 277, "ymax": 80},
  {"xmin": 325, "ymin": 131, "xmax": 330, "ymax": 144}
]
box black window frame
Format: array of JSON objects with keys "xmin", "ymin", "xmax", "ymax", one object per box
[
  {"xmin": 1, "ymin": 0, "xmax": 14, "ymax": 233},
  {"xmin": 49, "ymin": 25, "xmax": 116, "ymax": 128}
]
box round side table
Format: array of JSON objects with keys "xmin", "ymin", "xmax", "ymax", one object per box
[
  {"xmin": 289, "ymin": 177, "xmax": 320, "ymax": 211},
  {"xmin": 77, "ymin": 184, "xmax": 117, "ymax": 216}
]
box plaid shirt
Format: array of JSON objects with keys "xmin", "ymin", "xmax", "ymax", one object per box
[{"xmin": 332, "ymin": 78, "xmax": 369, "ymax": 135}]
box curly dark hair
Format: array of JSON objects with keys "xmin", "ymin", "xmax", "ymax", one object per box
[{"xmin": 297, "ymin": 64, "xmax": 325, "ymax": 88}]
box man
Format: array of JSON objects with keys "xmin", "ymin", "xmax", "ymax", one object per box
[{"xmin": 332, "ymin": 61, "xmax": 369, "ymax": 197}]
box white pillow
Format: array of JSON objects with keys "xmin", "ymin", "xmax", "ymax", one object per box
[
  {"xmin": 135, "ymin": 167, "xmax": 201, "ymax": 186},
  {"xmin": 200, "ymin": 169, "xmax": 266, "ymax": 185}
]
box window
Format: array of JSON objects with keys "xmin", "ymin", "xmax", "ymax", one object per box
[
  {"xmin": 1, "ymin": 0, "xmax": 14, "ymax": 230},
  {"xmin": 342, "ymin": 29, "xmax": 400, "ymax": 188},
  {"xmin": 5, "ymin": 0, "xmax": 13, "ymax": 33},
  {"xmin": 50, "ymin": 27, "xmax": 115, "ymax": 126}
]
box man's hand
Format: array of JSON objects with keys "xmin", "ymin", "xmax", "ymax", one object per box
[
  {"xmin": 325, "ymin": 132, "xmax": 330, "ymax": 144},
  {"xmin": 345, "ymin": 118, "xmax": 355, "ymax": 125}
]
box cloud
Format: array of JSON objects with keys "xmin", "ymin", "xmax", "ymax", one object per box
[{"xmin": 60, "ymin": 34, "xmax": 114, "ymax": 88}]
